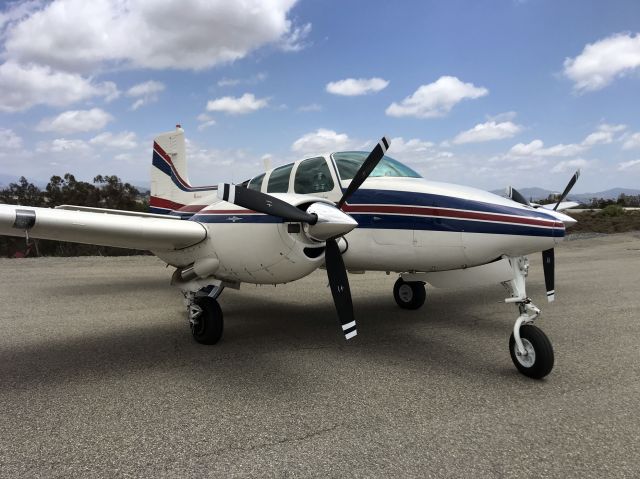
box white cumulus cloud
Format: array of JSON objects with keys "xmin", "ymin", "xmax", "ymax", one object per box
[
  {"xmin": 206, "ymin": 93, "xmax": 269, "ymax": 115},
  {"xmin": 385, "ymin": 76, "xmax": 488, "ymax": 119},
  {"xmin": 126, "ymin": 80, "xmax": 165, "ymax": 110},
  {"xmin": 508, "ymin": 139, "xmax": 586, "ymax": 158},
  {"xmin": 622, "ymin": 132, "xmax": 640, "ymax": 150},
  {"xmin": 37, "ymin": 108, "xmax": 114, "ymax": 134},
  {"xmin": 0, "ymin": 128, "xmax": 23, "ymax": 149},
  {"xmin": 550, "ymin": 158, "xmax": 588, "ymax": 174},
  {"xmin": 291, "ymin": 129, "xmax": 358, "ymax": 154},
  {"xmin": 617, "ymin": 159, "xmax": 640, "ymax": 171},
  {"xmin": 89, "ymin": 131, "xmax": 137, "ymax": 149},
  {"xmin": 453, "ymin": 121, "xmax": 522, "ymax": 144},
  {"xmin": 582, "ymin": 123, "xmax": 626, "ymax": 146},
  {"xmin": 0, "ymin": 61, "xmax": 118, "ymax": 112},
  {"xmin": 4, "ymin": 0, "xmax": 305, "ymax": 72},
  {"xmin": 196, "ymin": 113, "xmax": 216, "ymax": 131},
  {"xmin": 326, "ymin": 77, "xmax": 389, "ymax": 96},
  {"xmin": 563, "ymin": 32, "xmax": 640, "ymax": 93}
]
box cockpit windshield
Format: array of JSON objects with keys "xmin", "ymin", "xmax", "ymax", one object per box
[{"xmin": 332, "ymin": 151, "xmax": 422, "ymax": 180}]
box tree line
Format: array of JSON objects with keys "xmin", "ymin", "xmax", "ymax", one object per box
[{"xmin": 1, "ymin": 174, "xmax": 149, "ymax": 258}]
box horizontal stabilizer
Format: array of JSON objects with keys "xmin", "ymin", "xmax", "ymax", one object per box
[{"xmin": 0, "ymin": 204, "xmax": 206, "ymax": 251}]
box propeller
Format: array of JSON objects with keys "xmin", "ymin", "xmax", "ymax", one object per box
[
  {"xmin": 541, "ymin": 170, "xmax": 580, "ymax": 302},
  {"xmin": 218, "ymin": 137, "xmax": 391, "ymax": 340},
  {"xmin": 337, "ymin": 136, "xmax": 390, "ymax": 209},
  {"xmin": 553, "ymin": 170, "xmax": 580, "ymax": 211},
  {"xmin": 542, "ymin": 248, "xmax": 555, "ymax": 302}
]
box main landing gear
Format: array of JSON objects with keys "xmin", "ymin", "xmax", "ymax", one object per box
[
  {"xmin": 393, "ymin": 277, "xmax": 426, "ymax": 310},
  {"xmin": 186, "ymin": 285, "xmax": 225, "ymax": 345},
  {"xmin": 504, "ymin": 256, "xmax": 554, "ymax": 379}
]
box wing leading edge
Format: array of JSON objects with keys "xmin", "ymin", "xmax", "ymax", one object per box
[{"xmin": 0, "ymin": 204, "xmax": 207, "ymax": 251}]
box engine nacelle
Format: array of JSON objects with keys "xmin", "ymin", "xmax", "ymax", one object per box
[{"xmin": 154, "ymin": 194, "xmax": 332, "ymax": 285}]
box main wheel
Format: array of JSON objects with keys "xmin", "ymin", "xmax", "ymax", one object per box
[
  {"xmin": 509, "ymin": 325, "xmax": 554, "ymax": 379},
  {"xmin": 190, "ymin": 297, "xmax": 224, "ymax": 345},
  {"xmin": 393, "ymin": 278, "xmax": 426, "ymax": 310}
]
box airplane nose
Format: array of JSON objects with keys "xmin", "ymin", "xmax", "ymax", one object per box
[{"xmin": 304, "ymin": 202, "xmax": 358, "ymax": 241}]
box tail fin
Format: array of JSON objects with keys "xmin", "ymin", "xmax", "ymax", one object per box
[{"xmin": 150, "ymin": 125, "xmax": 217, "ymax": 214}]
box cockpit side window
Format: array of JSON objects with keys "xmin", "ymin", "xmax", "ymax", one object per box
[
  {"xmin": 247, "ymin": 172, "xmax": 265, "ymax": 191},
  {"xmin": 294, "ymin": 157, "xmax": 335, "ymax": 194},
  {"xmin": 267, "ymin": 163, "xmax": 294, "ymax": 193}
]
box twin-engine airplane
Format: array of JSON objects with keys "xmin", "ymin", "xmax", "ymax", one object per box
[{"xmin": 0, "ymin": 126, "xmax": 580, "ymax": 379}]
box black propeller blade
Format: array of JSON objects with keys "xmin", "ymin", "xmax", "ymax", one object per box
[
  {"xmin": 542, "ymin": 248, "xmax": 555, "ymax": 302},
  {"xmin": 507, "ymin": 186, "xmax": 530, "ymax": 206},
  {"xmin": 217, "ymin": 183, "xmax": 317, "ymax": 224},
  {"xmin": 325, "ymin": 238, "xmax": 357, "ymax": 340},
  {"xmin": 553, "ymin": 170, "xmax": 581, "ymax": 211},
  {"xmin": 337, "ymin": 136, "xmax": 390, "ymax": 209}
]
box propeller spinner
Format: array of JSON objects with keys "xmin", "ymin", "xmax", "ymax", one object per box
[{"xmin": 218, "ymin": 137, "xmax": 390, "ymax": 340}]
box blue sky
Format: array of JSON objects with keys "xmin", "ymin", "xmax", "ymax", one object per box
[{"xmin": 1, "ymin": 0, "xmax": 640, "ymax": 193}]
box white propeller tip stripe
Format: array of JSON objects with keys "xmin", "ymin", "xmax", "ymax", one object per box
[
  {"xmin": 345, "ymin": 329, "xmax": 357, "ymax": 340},
  {"xmin": 379, "ymin": 136, "xmax": 391, "ymax": 153},
  {"xmin": 216, "ymin": 183, "xmax": 225, "ymax": 200},
  {"xmin": 342, "ymin": 320, "xmax": 356, "ymax": 331}
]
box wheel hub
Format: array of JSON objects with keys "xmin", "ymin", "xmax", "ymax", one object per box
[
  {"xmin": 398, "ymin": 283, "xmax": 413, "ymax": 302},
  {"xmin": 188, "ymin": 304, "xmax": 203, "ymax": 334},
  {"xmin": 514, "ymin": 338, "xmax": 536, "ymax": 368}
]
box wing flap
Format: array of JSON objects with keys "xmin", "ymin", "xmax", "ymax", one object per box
[{"xmin": 0, "ymin": 204, "xmax": 206, "ymax": 251}]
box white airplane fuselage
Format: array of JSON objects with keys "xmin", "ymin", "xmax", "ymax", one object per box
[{"xmin": 150, "ymin": 174, "xmax": 567, "ymax": 286}]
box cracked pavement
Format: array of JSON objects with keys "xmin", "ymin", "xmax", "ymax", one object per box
[{"xmin": 1, "ymin": 233, "xmax": 639, "ymax": 477}]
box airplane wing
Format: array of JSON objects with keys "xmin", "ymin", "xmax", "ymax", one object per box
[
  {"xmin": 0, "ymin": 203, "xmax": 207, "ymax": 251},
  {"xmin": 539, "ymin": 201, "xmax": 580, "ymax": 211}
]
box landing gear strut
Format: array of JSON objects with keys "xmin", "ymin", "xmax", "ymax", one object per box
[{"xmin": 503, "ymin": 256, "xmax": 554, "ymax": 379}]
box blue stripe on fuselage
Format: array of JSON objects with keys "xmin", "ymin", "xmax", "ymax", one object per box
[
  {"xmin": 351, "ymin": 214, "xmax": 561, "ymax": 237},
  {"xmin": 347, "ymin": 189, "xmax": 558, "ymax": 221}
]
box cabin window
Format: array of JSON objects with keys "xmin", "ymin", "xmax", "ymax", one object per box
[
  {"xmin": 332, "ymin": 151, "xmax": 422, "ymax": 179},
  {"xmin": 294, "ymin": 157, "xmax": 335, "ymax": 194},
  {"xmin": 267, "ymin": 163, "xmax": 294, "ymax": 193},
  {"xmin": 247, "ymin": 173, "xmax": 265, "ymax": 191}
]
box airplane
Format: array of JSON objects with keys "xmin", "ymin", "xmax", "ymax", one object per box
[{"xmin": 0, "ymin": 125, "xmax": 580, "ymax": 379}]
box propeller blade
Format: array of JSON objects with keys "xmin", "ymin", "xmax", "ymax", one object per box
[
  {"xmin": 325, "ymin": 238, "xmax": 357, "ymax": 340},
  {"xmin": 218, "ymin": 183, "xmax": 317, "ymax": 224},
  {"xmin": 337, "ymin": 137, "xmax": 390, "ymax": 209},
  {"xmin": 553, "ymin": 170, "xmax": 581, "ymax": 211},
  {"xmin": 507, "ymin": 186, "xmax": 530, "ymax": 206},
  {"xmin": 542, "ymin": 248, "xmax": 555, "ymax": 302}
]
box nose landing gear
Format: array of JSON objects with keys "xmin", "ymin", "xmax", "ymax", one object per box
[{"xmin": 503, "ymin": 256, "xmax": 554, "ymax": 379}]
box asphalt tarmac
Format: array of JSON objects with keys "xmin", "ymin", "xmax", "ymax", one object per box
[{"xmin": 1, "ymin": 233, "xmax": 639, "ymax": 478}]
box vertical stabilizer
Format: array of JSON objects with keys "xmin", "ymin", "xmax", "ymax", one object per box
[{"xmin": 150, "ymin": 125, "xmax": 217, "ymax": 214}]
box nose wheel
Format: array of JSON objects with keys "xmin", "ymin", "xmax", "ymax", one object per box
[
  {"xmin": 188, "ymin": 296, "xmax": 224, "ymax": 345},
  {"xmin": 509, "ymin": 324, "xmax": 554, "ymax": 379},
  {"xmin": 393, "ymin": 278, "xmax": 426, "ymax": 310}
]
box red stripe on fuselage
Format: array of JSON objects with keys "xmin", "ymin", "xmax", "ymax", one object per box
[{"xmin": 343, "ymin": 204, "xmax": 563, "ymax": 229}]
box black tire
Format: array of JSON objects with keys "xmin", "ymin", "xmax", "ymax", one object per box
[
  {"xmin": 190, "ymin": 297, "xmax": 224, "ymax": 345},
  {"xmin": 509, "ymin": 325, "xmax": 554, "ymax": 379},
  {"xmin": 393, "ymin": 278, "xmax": 426, "ymax": 310}
]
